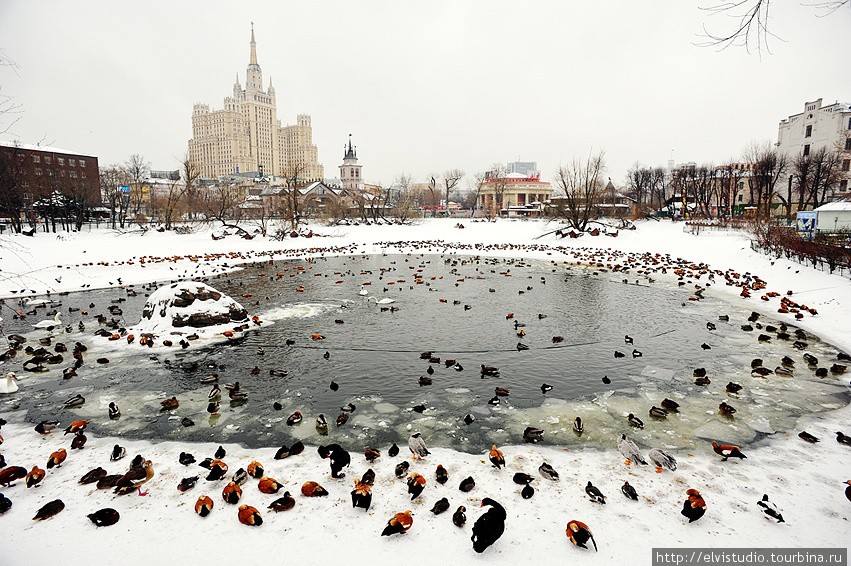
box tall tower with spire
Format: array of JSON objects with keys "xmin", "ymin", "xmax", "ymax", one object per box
[
  {"xmin": 339, "ymin": 135, "xmax": 363, "ymax": 192},
  {"xmin": 189, "ymin": 25, "xmax": 323, "ymax": 181}
]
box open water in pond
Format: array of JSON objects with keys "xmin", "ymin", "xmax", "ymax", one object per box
[{"xmin": 2, "ymin": 253, "xmax": 848, "ymax": 453}]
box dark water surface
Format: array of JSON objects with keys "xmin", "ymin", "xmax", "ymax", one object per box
[{"xmin": 2, "ymin": 253, "xmax": 848, "ymax": 453}]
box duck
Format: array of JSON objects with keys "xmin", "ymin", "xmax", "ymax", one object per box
[
  {"xmin": 661, "ymin": 398, "xmax": 680, "ymax": 412},
  {"xmin": 317, "ymin": 443, "xmax": 351, "ymax": 478},
  {"xmin": 836, "ymin": 432, "xmax": 851, "ymax": 445},
  {"xmin": 205, "ymin": 459, "xmax": 228, "ymax": 481},
  {"xmin": 566, "ymin": 520, "xmax": 597, "ymax": 551},
  {"xmin": 33, "ymin": 499, "xmax": 65, "ymax": 521},
  {"xmin": 632, "ymin": 349, "xmax": 643, "ymax": 358},
  {"xmin": 177, "ymin": 476, "xmax": 199, "ymax": 493},
  {"xmin": 195, "ymin": 495, "xmax": 214, "ymax": 517},
  {"xmin": 712, "ymin": 440, "xmax": 747, "ymax": 461},
  {"xmin": 409, "ymin": 432, "xmax": 430, "ymax": 459},
  {"xmin": 464, "ymin": 413, "xmax": 476, "ymax": 425},
  {"xmin": 573, "ymin": 417, "xmax": 584, "ymax": 435},
  {"xmin": 33, "ymin": 312, "xmax": 62, "ymax": 331},
  {"xmin": 695, "ymin": 377, "xmax": 711, "ymax": 386},
  {"xmin": 614, "ymin": 351, "xmax": 625, "ymax": 358},
  {"xmin": 301, "ymin": 481, "xmax": 329, "ymax": 497},
  {"xmin": 523, "ymin": 426, "xmax": 544, "ymax": 442},
  {"xmin": 395, "ymin": 461, "xmax": 410, "ymax": 478},
  {"xmin": 0, "ymin": 372, "xmax": 18, "ymax": 394},
  {"xmin": 178, "ymin": 452, "xmax": 195, "ymax": 466},
  {"xmin": 430, "ymin": 497, "xmax": 450, "ymax": 515},
  {"xmin": 258, "ymin": 476, "xmax": 283, "ymax": 494},
  {"xmin": 351, "ymin": 480, "xmax": 372, "ymax": 511},
  {"xmin": 63, "ymin": 394, "xmax": 85, "ymax": 408},
  {"xmin": 364, "ymin": 448, "xmax": 381, "ymax": 463},
  {"xmin": 719, "ymin": 402, "xmax": 737, "ymax": 415},
  {"xmin": 434, "ymin": 464, "xmax": 449, "ymax": 484},
  {"xmin": 25, "ymin": 466, "xmax": 45, "ymax": 488},
  {"xmin": 286, "ymin": 411, "xmax": 302, "ymax": 426},
  {"xmin": 539, "ymin": 462, "xmax": 559, "ymax": 481},
  {"xmin": 315, "ymin": 414, "xmax": 328, "ymax": 434},
  {"xmin": 237, "ymin": 504, "xmax": 262, "ymax": 526},
  {"xmin": 459, "ymin": 476, "xmax": 476, "ymax": 492},
  {"xmin": 247, "ymin": 461, "xmax": 264, "ymax": 479},
  {"xmin": 206, "ymin": 401, "xmax": 220, "ymax": 416},
  {"xmin": 335, "ymin": 412, "xmax": 349, "ymax": 427},
  {"xmin": 381, "ymin": 510, "xmax": 413, "ymax": 536},
  {"xmin": 110, "ymin": 444, "xmax": 126, "ymax": 461},
  {"xmin": 46, "ymin": 449, "xmax": 67, "ymax": 469},
  {"xmin": 757, "ymin": 494, "xmax": 784, "ymax": 523},
  {"xmin": 751, "ymin": 367, "xmax": 773, "ymax": 377},
  {"xmin": 115, "ymin": 460, "xmax": 155, "ymax": 496},
  {"xmin": 388, "ymin": 442, "xmax": 400, "ymax": 457},
  {"xmin": 621, "ymin": 481, "xmax": 638, "ymax": 500},
  {"xmin": 160, "ymin": 397, "xmax": 179, "ymax": 410},
  {"xmin": 71, "ymin": 430, "xmax": 87, "ymax": 450},
  {"xmin": 231, "ymin": 468, "xmax": 247, "ymax": 486},
  {"xmin": 0, "ymin": 493, "xmax": 10, "ymax": 515},
  {"xmin": 107, "ymin": 402, "xmax": 121, "ymax": 419},
  {"xmin": 798, "ymin": 431, "xmax": 819, "ymax": 443},
  {"xmin": 627, "ymin": 413, "xmax": 644, "ymax": 428},
  {"xmin": 34, "ymin": 420, "xmax": 59, "ymax": 434},
  {"xmin": 774, "ymin": 366, "xmax": 793, "ymax": 376},
  {"xmin": 489, "ymin": 445, "xmax": 505, "ymax": 469},
  {"xmin": 480, "ymin": 365, "xmax": 499, "ymax": 377},
  {"xmin": 471, "ymin": 498, "xmax": 506, "ymax": 553},
  {"xmin": 453, "ymin": 506, "xmax": 466, "ymax": 528},
  {"xmin": 64, "ymin": 420, "xmax": 88, "ymax": 435},
  {"xmin": 541, "ymin": 383, "xmax": 553, "ymax": 393},
  {"xmin": 726, "ymin": 382, "xmax": 743, "ymax": 394},
  {"xmin": 268, "ymin": 491, "xmax": 296, "ymax": 512},
  {"xmin": 513, "ymin": 472, "xmax": 534, "ymax": 485},
  {"xmin": 79, "ymin": 467, "xmax": 107, "ymax": 485},
  {"xmin": 221, "ymin": 481, "xmax": 242, "ymax": 504},
  {"xmin": 418, "ymin": 376, "xmax": 433, "ymax": 386},
  {"xmin": 649, "ymin": 406, "xmax": 668, "ymax": 419},
  {"xmin": 88, "ymin": 508, "xmax": 120, "ymax": 527},
  {"xmin": 0, "ymin": 466, "xmax": 28, "ymax": 487},
  {"xmin": 624, "ymin": 335, "xmax": 633, "ymax": 344},
  {"xmin": 617, "ymin": 434, "xmax": 647, "ymax": 466},
  {"xmin": 681, "ymin": 489, "xmax": 707, "ymax": 522},
  {"xmin": 844, "ymin": 480, "xmax": 851, "ymax": 503},
  {"xmin": 494, "ymin": 387, "xmax": 510, "ymax": 397},
  {"xmin": 648, "ymin": 448, "xmax": 678, "ymax": 472},
  {"xmin": 408, "ymin": 473, "xmax": 427, "ymax": 499},
  {"xmin": 585, "ymin": 481, "xmax": 606, "ymax": 504}
]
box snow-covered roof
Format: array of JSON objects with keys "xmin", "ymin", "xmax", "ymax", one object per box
[
  {"xmin": 813, "ymin": 200, "xmax": 851, "ymax": 212},
  {"xmin": 0, "ymin": 139, "xmax": 97, "ymax": 158}
]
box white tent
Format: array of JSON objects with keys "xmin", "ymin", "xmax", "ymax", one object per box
[{"xmin": 813, "ymin": 201, "xmax": 851, "ymax": 233}]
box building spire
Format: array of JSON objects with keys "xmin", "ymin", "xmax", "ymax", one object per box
[{"xmin": 250, "ymin": 22, "xmax": 258, "ymax": 66}]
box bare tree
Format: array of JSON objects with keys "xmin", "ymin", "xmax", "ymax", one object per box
[
  {"xmin": 743, "ymin": 142, "xmax": 788, "ymax": 219},
  {"xmin": 485, "ymin": 163, "xmax": 510, "ymax": 217},
  {"xmin": 715, "ymin": 162, "xmax": 747, "ymax": 217},
  {"xmin": 624, "ymin": 163, "xmax": 653, "ymax": 206},
  {"xmin": 649, "ymin": 167, "xmax": 668, "ymax": 211},
  {"xmin": 204, "ymin": 183, "xmax": 244, "ymax": 226},
  {"xmin": 552, "ymin": 150, "xmax": 607, "ymax": 231},
  {"xmin": 0, "ymin": 142, "xmax": 33, "ymax": 233},
  {"xmin": 793, "ymin": 146, "xmax": 843, "ymax": 210},
  {"xmin": 0, "ymin": 50, "xmax": 22, "ymax": 136},
  {"xmin": 467, "ymin": 171, "xmax": 487, "ymax": 218},
  {"xmin": 154, "ymin": 179, "xmax": 188, "ymax": 230},
  {"xmin": 279, "ymin": 161, "xmax": 309, "ymax": 231},
  {"xmin": 123, "ymin": 154, "xmax": 151, "ymax": 218},
  {"xmin": 699, "ymin": 0, "xmax": 850, "ymax": 53},
  {"xmin": 425, "ymin": 174, "xmax": 440, "ymax": 217},
  {"xmin": 181, "ymin": 153, "xmax": 201, "ymax": 220},
  {"xmin": 443, "ymin": 168, "xmax": 464, "ymax": 216}
]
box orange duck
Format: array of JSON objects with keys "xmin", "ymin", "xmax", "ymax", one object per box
[
  {"xmin": 566, "ymin": 520, "xmax": 597, "ymax": 551},
  {"xmin": 64, "ymin": 420, "xmax": 88, "ymax": 435},
  {"xmin": 247, "ymin": 461, "xmax": 264, "ymax": 479},
  {"xmin": 407, "ymin": 473, "xmax": 426, "ymax": 500},
  {"xmin": 195, "ymin": 495, "xmax": 214, "ymax": 517},
  {"xmin": 681, "ymin": 489, "xmax": 707, "ymax": 522},
  {"xmin": 0, "ymin": 465, "xmax": 27, "ymax": 487},
  {"xmin": 711, "ymin": 441, "xmax": 747, "ymax": 461},
  {"xmin": 26, "ymin": 466, "xmax": 45, "ymax": 488},
  {"xmin": 351, "ymin": 480, "xmax": 372, "ymax": 511},
  {"xmin": 237, "ymin": 504, "xmax": 262, "ymax": 526},
  {"xmin": 489, "ymin": 445, "xmax": 505, "ymax": 469},
  {"xmin": 301, "ymin": 481, "xmax": 329, "ymax": 497},
  {"xmin": 46, "ymin": 448, "xmax": 67, "ymax": 469},
  {"xmin": 381, "ymin": 510, "xmax": 413, "ymax": 536},
  {"xmin": 258, "ymin": 476, "xmax": 283, "ymax": 494},
  {"xmin": 222, "ymin": 481, "xmax": 242, "ymax": 504}
]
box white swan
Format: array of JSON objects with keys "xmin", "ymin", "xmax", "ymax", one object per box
[
  {"xmin": 358, "ymin": 287, "xmax": 368, "ymax": 296},
  {"xmin": 0, "ymin": 372, "xmax": 18, "ymax": 394},
  {"xmin": 367, "ymin": 296, "xmax": 395, "ymax": 305},
  {"xmin": 33, "ymin": 312, "xmax": 62, "ymax": 330}
]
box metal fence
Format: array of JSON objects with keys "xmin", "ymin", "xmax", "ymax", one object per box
[{"xmin": 750, "ymin": 241, "xmax": 851, "ymax": 279}]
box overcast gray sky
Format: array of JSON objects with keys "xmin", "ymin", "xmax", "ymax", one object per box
[{"xmin": 1, "ymin": 1, "xmax": 849, "ymax": 187}]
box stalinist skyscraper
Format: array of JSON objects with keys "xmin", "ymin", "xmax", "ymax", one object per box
[{"xmin": 189, "ymin": 26, "xmax": 323, "ymax": 181}]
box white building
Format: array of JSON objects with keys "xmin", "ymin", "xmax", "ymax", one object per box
[
  {"xmin": 339, "ymin": 135, "xmax": 362, "ymax": 192},
  {"xmin": 776, "ymin": 98, "xmax": 851, "ymax": 195}
]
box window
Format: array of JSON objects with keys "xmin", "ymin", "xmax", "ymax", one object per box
[
  {"xmin": 840, "ymin": 180, "xmax": 848, "ymax": 192},
  {"xmin": 32, "ymin": 155, "xmax": 40, "ymax": 163},
  {"xmin": 44, "ymin": 156, "xmax": 52, "ymax": 164},
  {"xmin": 34, "ymin": 168, "xmax": 43, "ymax": 176},
  {"xmin": 79, "ymin": 159, "xmax": 86, "ymax": 167},
  {"xmin": 70, "ymin": 171, "xmax": 77, "ymax": 178},
  {"xmin": 81, "ymin": 172, "xmax": 86, "ymax": 179},
  {"xmin": 58, "ymin": 157, "xmax": 65, "ymax": 165},
  {"xmin": 69, "ymin": 159, "xmax": 75, "ymax": 166},
  {"xmin": 805, "ymin": 125, "xmax": 812, "ymax": 138},
  {"xmin": 845, "ymin": 138, "xmax": 851, "ymax": 151},
  {"xmin": 803, "ymin": 145, "xmax": 810, "ymax": 157},
  {"xmin": 737, "ymin": 181, "xmax": 744, "ymax": 190},
  {"xmin": 842, "ymin": 159, "xmax": 850, "ymax": 172},
  {"xmin": 738, "ymin": 194, "xmax": 744, "ymax": 202}
]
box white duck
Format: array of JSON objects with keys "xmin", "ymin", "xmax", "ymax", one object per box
[
  {"xmin": 1, "ymin": 371, "xmax": 19, "ymax": 394},
  {"xmin": 358, "ymin": 287, "xmax": 368, "ymax": 296},
  {"xmin": 33, "ymin": 312, "xmax": 62, "ymax": 331},
  {"xmin": 367, "ymin": 296, "xmax": 395, "ymax": 305}
]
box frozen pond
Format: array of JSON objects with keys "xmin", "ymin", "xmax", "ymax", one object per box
[{"xmin": 2, "ymin": 253, "xmax": 848, "ymax": 452}]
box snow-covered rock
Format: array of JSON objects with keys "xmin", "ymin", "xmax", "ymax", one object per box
[{"xmin": 135, "ymin": 281, "xmax": 249, "ymax": 337}]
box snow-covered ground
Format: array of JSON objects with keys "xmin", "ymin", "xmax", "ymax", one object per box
[{"xmin": 1, "ymin": 218, "xmax": 849, "ymax": 566}]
